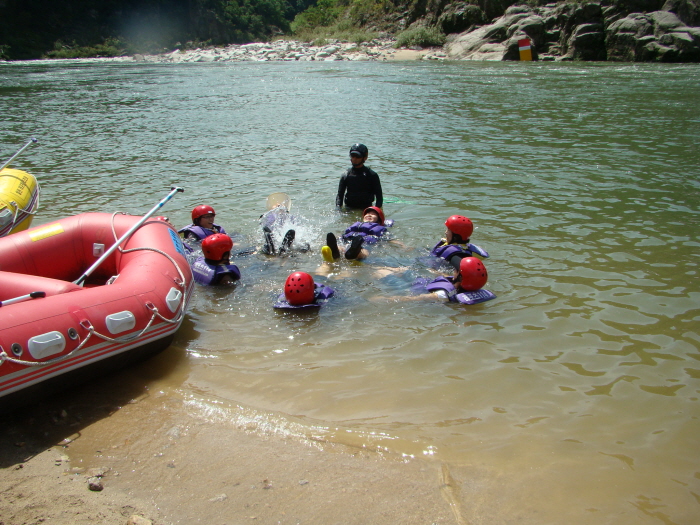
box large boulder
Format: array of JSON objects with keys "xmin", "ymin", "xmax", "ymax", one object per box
[
  {"xmin": 606, "ymin": 9, "xmax": 700, "ymax": 60},
  {"xmin": 507, "ymin": 13, "xmax": 546, "ymax": 46},
  {"xmin": 478, "ymin": 0, "xmax": 519, "ymax": 21},
  {"xmin": 503, "ymin": 33, "xmax": 541, "ymax": 59},
  {"xmin": 563, "ymin": 23, "xmax": 608, "ymax": 59},
  {"xmin": 442, "ymin": 0, "xmax": 700, "ymax": 61},
  {"xmin": 662, "ymin": 0, "xmax": 700, "ymax": 25},
  {"xmin": 445, "ymin": 5, "xmax": 535, "ymax": 58},
  {"xmin": 438, "ymin": 3, "xmax": 487, "ymax": 33},
  {"xmin": 607, "ymin": 0, "xmax": 665, "ymax": 12}
]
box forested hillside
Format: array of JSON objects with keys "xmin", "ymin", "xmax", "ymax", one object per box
[{"xmin": 0, "ymin": 0, "xmax": 316, "ymax": 59}]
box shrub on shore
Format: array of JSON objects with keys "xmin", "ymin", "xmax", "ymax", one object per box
[
  {"xmin": 44, "ymin": 38, "xmax": 126, "ymax": 59},
  {"xmin": 394, "ymin": 26, "xmax": 447, "ymax": 49},
  {"xmin": 291, "ymin": 18, "xmax": 379, "ymax": 44},
  {"xmin": 290, "ymin": 0, "xmax": 387, "ymax": 44}
]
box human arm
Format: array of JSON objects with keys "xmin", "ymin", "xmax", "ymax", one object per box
[
  {"xmin": 370, "ymin": 168, "xmax": 383, "ymax": 208},
  {"xmin": 336, "ymin": 172, "xmax": 347, "ymax": 207},
  {"xmin": 387, "ymin": 238, "xmax": 408, "ymax": 249},
  {"xmin": 215, "ymin": 274, "xmax": 238, "ymax": 285},
  {"xmin": 370, "ymin": 292, "xmax": 448, "ymax": 303},
  {"xmin": 212, "ymin": 264, "xmax": 241, "ymax": 285}
]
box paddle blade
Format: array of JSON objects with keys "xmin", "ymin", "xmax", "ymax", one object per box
[{"xmin": 266, "ymin": 192, "xmax": 291, "ymax": 212}]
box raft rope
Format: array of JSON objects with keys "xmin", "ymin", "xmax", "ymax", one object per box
[
  {"xmin": 0, "ymin": 213, "xmax": 190, "ymax": 369},
  {"xmin": 0, "ymin": 181, "xmax": 41, "ymax": 237},
  {"xmin": 4, "ymin": 186, "xmax": 41, "ymax": 222}
]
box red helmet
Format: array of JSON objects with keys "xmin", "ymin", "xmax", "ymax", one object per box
[
  {"xmin": 459, "ymin": 257, "xmax": 488, "ymax": 291},
  {"xmin": 363, "ymin": 206, "xmax": 385, "ymax": 226},
  {"xmin": 445, "ymin": 215, "xmax": 473, "ymax": 240},
  {"xmin": 284, "ymin": 272, "xmax": 315, "ymax": 306},
  {"xmin": 192, "ymin": 205, "xmax": 216, "ymax": 221},
  {"xmin": 201, "ymin": 233, "xmax": 233, "ymax": 261}
]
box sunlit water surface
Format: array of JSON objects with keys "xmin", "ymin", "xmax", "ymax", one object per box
[{"xmin": 2, "ymin": 59, "xmax": 699, "ymax": 523}]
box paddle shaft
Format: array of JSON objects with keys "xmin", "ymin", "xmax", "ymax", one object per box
[
  {"xmin": 0, "ymin": 138, "xmax": 38, "ymax": 172},
  {"xmin": 0, "ymin": 291, "xmax": 46, "ymax": 307},
  {"xmin": 74, "ymin": 186, "xmax": 184, "ymax": 286}
]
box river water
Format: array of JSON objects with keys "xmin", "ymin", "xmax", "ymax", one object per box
[{"xmin": 2, "ymin": 59, "xmax": 699, "ymax": 523}]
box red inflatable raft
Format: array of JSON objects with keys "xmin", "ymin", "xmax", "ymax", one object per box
[{"xmin": 0, "ymin": 212, "xmax": 194, "ymax": 407}]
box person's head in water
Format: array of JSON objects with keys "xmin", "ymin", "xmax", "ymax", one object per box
[
  {"xmin": 202, "ymin": 233, "xmax": 233, "ymax": 264},
  {"xmin": 445, "ymin": 215, "xmax": 473, "ymax": 244},
  {"xmin": 284, "ymin": 271, "xmax": 315, "ymax": 306},
  {"xmin": 192, "ymin": 205, "xmax": 217, "ymax": 230},
  {"xmin": 350, "ymin": 143, "xmax": 368, "ymax": 169},
  {"xmin": 451, "ymin": 256, "xmax": 488, "ymax": 291},
  {"xmin": 362, "ymin": 206, "xmax": 385, "ymax": 225}
]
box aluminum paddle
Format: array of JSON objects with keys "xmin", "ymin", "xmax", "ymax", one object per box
[
  {"xmin": 74, "ymin": 186, "xmax": 184, "ymax": 286},
  {"xmin": 1, "ymin": 137, "xmax": 38, "ymax": 172}
]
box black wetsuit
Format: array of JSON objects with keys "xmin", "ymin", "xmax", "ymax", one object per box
[{"xmin": 336, "ymin": 166, "xmax": 383, "ymax": 209}]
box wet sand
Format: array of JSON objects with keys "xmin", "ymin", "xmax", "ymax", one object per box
[{"xmin": 0, "ymin": 356, "xmax": 460, "ymax": 525}]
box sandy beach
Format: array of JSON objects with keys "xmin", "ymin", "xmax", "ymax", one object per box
[{"xmin": 0, "ymin": 352, "xmax": 467, "ymax": 525}]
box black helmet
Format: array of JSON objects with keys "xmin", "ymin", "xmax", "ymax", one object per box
[{"xmin": 349, "ymin": 143, "xmax": 368, "ymax": 157}]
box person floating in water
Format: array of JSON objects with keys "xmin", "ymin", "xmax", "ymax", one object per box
[
  {"xmin": 179, "ymin": 205, "xmax": 227, "ymax": 243},
  {"xmin": 273, "ymin": 271, "xmax": 335, "ymax": 309},
  {"xmin": 414, "ymin": 256, "xmax": 494, "ymax": 304},
  {"xmin": 322, "ymin": 206, "xmax": 392, "ymax": 261},
  {"xmin": 336, "ymin": 143, "xmax": 383, "ymax": 210},
  {"xmin": 429, "ymin": 215, "xmax": 489, "ymax": 268},
  {"xmin": 191, "ymin": 233, "xmax": 241, "ymax": 286},
  {"xmin": 259, "ymin": 193, "xmax": 307, "ymax": 256},
  {"xmin": 374, "ymin": 256, "xmax": 496, "ymax": 305}
]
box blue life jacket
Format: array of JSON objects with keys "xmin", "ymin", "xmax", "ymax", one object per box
[
  {"xmin": 341, "ymin": 221, "xmax": 387, "ymax": 244},
  {"xmin": 178, "ymin": 224, "xmax": 227, "ymax": 241},
  {"xmin": 192, "ymin": 257, "xmax": 240, "ymax": 286},
  {"xmin": 423, "ymin": 277, "xmax": 496, "ymax": 305},
  {"xmin": 274, "ymin": 283, "xmax": 335, "ymax": 309}
]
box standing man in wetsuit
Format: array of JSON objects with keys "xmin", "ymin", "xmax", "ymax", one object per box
[{"xmin": 335, "ymin": 143, "xmax": 383, "ymax": 210}]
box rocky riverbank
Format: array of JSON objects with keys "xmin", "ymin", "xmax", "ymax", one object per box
[
  {"xmin": 128, "ymin": 37, "xmax": 444, "ymax": 63},
  {"xmin": 21, "ymin": 1, "xmax": 699, "ymax": 65},
  {"xmin": 4, "ymin": 2, "xmax": 698, "ymax": 65},
  {"xmin": 444, "ymin": 2, "xmax": 700, "ymax": 62},
  {"xmin": 121, "ymin": 1, "xmax": 700, "ymax": 64}
]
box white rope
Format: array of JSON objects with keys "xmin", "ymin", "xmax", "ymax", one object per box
[
  {"xmin": 0, "ymin": 212, "xmax": 190, "ymax": 369},
  {"xmin": 0, "ymin": 330, "xmax": 94, "ymax": 367}
]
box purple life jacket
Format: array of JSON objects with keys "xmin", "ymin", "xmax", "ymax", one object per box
[
  {"xmin": 430, "ymin": 241, "xmax": 473, "ymax": 260},
  {"xmin": 424, "ymin": 277, "xmax": 496, "ymax": 305},
  {"xmin": 430, "ymin": 240, "xmax": 490, "ymax": 260},
  {"xmin": 192, "ymin": 257, "xmax": 240, "ymax": 286},
  {"xmin": 260, "ymin": 208, "xmax": 297, "ymax": 231},
  {"xmin": 274, "ymin": 283, "xmax": 335, "ymax": 309},
  {"xmin": 341, "ymin": 221, "xmax": 387, "ymax": 244},
  {"xmin": 178, "ymin": 224, "xmax": 227, "ymax": 241}
]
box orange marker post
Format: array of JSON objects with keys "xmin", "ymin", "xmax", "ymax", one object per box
[{"xmin": 518, "ymin": 38, "xmax": 533, "ymax": 61}]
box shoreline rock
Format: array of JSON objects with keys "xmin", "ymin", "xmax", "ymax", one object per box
[
  {"xmin": 445, "ymin": 3, "xmax": 700, "ymax": 62},
  {"xmin": 129, "ymin": 38, "xmax": 446, "ymax": 64}
]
